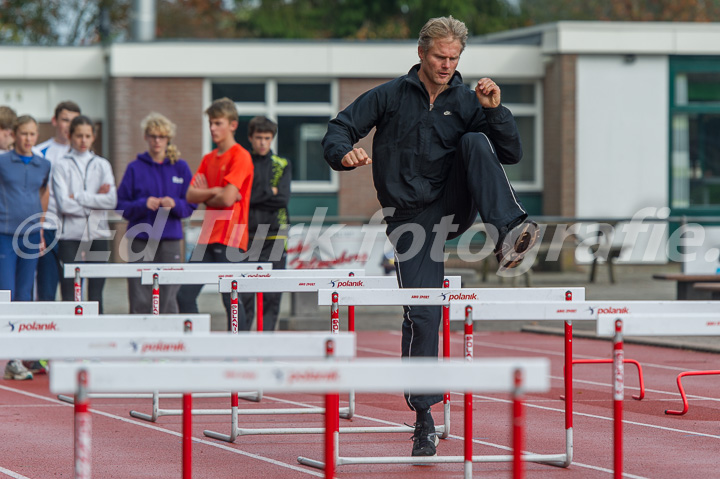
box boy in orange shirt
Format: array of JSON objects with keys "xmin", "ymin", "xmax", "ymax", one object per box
[{"xmin": 176, "ymin": 97, "xmax": 254, "ymax": 328}]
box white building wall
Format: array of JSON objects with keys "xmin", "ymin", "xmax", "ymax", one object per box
[
  {"xmin": 575, "ymin": 55, "xmax": 670, "ymax": 262},
  {"xmin": 576, "ymin": 55, "xmax": 669, "ymax": 217},
  {"xmin": 0, "ymin": 80, "xmax": 105, "ymax": 121}
]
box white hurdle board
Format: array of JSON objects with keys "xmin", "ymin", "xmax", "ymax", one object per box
[
  {"xmin": 141, "ymin": 268, "xmax": 367, "ymax": 285},
  {"xmin": 0, "ymin": 332, "xmax": 355, "ymax": 360},
  {"xmin": 317, "ymin": 287, "xmax": 585, "ymax": 308},
  {"xmin": 64, "ymin": 262, "xmax": 273, "ymax": 278},
  {"xmin": 0, "ymin": 290, "xmax": 10, "ymax": 302},
  {"xmin": 50, "ymin": 356, "xmax": 548, "ymax": 478},
  {"xmin": 216, "ymin": 275, "xmax": 462, "ymax": 293},
  {"xmin": 597, "ymin": 313, "xmax": 720, "ymax": 337},
  {"xmin": 0, "ymin": 301, "xmax": 98, "ymax": 316},
  {"xmin": 452, "ymin": 300, "xmax": 720, "ymax": 321},
  {"xmin": 50, "ymin": 357, "xmax": 548, "ymax": 394},
  {"xmin": 0, "ymin": 314, "xmax": 211, "ymax": 334}
]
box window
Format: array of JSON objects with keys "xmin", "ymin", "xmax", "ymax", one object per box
[
  {"xmin": 670, "ymin": 58, "xmax": 720, "ymax": 211},
  {"xmin": 210, "ymin": 80, "xmax": 338, "ymax": 192},
  {"xmin": 467, "ymin": 80, "xmax": 542, "ymax": 190}
]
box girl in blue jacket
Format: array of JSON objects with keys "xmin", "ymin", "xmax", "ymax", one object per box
[{"xmin": 117, "ymin": 112, "xmax": 196, "ymax": 313}]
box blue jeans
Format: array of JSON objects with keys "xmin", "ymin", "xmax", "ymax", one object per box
[
  {"xmin": 36, "ymin": 228, "xmax": 60, "ymax": 301},
  {"xmin": 0, "ymin": 232, "xmax": 41, "ymax": 301}
]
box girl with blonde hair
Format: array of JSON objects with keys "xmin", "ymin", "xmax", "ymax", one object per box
[{"xmin": 117, "ymin": 112, "xmax": 196, "ymax": 313}]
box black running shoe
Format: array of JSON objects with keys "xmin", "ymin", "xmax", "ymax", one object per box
[
  {"xmin": 411, "ymin": 413, "xmax": 438, "ymax": 456},
  {"xmin": 494, "ymin": 217, "xmax": 540, "ymax": 272}
]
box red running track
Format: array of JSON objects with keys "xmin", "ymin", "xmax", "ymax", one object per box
[{"xmin": 1, "ymin": 330, "xmax": 718, "ymax": 478}]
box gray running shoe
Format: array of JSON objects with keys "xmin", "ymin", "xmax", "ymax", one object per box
[{"xmin": 4, "ymin": 360, "xmax": 33, "ymax": 380}]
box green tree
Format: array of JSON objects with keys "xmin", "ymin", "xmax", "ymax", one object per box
[
  {"xmin": 157, "ymin": 0, "xmax": 238, "ymax": 39},
  {"xmin": 518, "ymin": 0, "xmax": 720, "ymax": 23},
  {"xmin": 231, "ymin": 0, "xmax": 524, "ymax": 39},
  {"xmin": 0, "ymin": 0, "xmax": 130, "ymax": 45}
]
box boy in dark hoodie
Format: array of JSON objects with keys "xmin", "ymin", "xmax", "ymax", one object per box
[{"xmin": 240, "ymin": 116, "xmax": 291, "ymax": 331}]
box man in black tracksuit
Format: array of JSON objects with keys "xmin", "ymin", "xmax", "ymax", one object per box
[
  {"xmin": 322, "ymin": 16, "xmax": 539, "ymax": 457},
  {"xmin": 240, "ymin": 116, "xmax": 291, "ymax": 332}
]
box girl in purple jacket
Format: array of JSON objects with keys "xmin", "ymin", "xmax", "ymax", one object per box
[{"xmin": 117, "ymin": 113, "xmax": 196, "ymax": 313}]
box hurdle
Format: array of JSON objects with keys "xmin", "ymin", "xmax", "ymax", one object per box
[
  {"xmin": 318, "ymin": 287, "xmax": 583, "ymax": 441},
  {"xmin": 464, "ymin": 300, "xmax": 720, "ymax": 407},
  {"xmin": 61, "ymin": 262, "xmax": 272, "ymax": 415},
  {"xmin": 0, "ymin": 301, "xmax": 98, "ymax": 318},
  {"xmin": 3, "ymin": 332, "xmax": 355, "ymax": 479},
  {"xmin": 311, "ymin": 290, "xmax": 586, "ymax": 470},
  {"xmin": 142, "ymin": 268, "xmax": 371, "ymax": 331},
  {"xmin": 137, "ymin": 269, "xmax": 378, "ymax": 426},
  {"xmin": 200, "ymin": 275, "xmax": 462, "ymax": 443},
  {"xmin": 63, "ymin": 262, "xmax": 272, "ymax": 303},
  {"xmin": 49, "ymin": 355, "xmax": 549, "ymax": 479},
  {"xmin": 597, "ymin": 312, "xmax": 720, "ymax": 417},
  {"xmin": 15, "ymin": 314, "xmax": 213, "ymax": 404},
  {"xmin": 298, "ymin": 302, "xmax": 572, "ymax": 470},
  {"xmin": 0, "ymin": 314, "xmax": 209, "ymax": 335}
]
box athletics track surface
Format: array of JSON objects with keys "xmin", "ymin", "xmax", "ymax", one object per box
[{"xmin": 1, "ymin": 330, "xmax": 718, "ymax": 478}]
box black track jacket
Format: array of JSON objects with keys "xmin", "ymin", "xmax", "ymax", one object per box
[{"xmin": 322, "ymin": 64, "xmax": 522, "ymax": 218}]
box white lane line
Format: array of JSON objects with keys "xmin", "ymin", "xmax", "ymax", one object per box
[
  {"xmin": 361, "ymin": 341, "xmax": 720, "ymax": 440},
  {"xmin": 558, "ymin": 376, "xmax": 720, "ymax": 403},
  {"xmin": 463, "ymin": 391, "xmax": 720, "ymax": 440},
  {"xmin": 0, "ymin": 385, "xmax": 323, "ymax": 477},
  {"xmin": 0, "ymin": 467, "xmax": 32, "ymax": 479},
  {"xmin": 389, "ymin": 329, "xmax": 711, "ymax": 372},
  {"xmin": 408, "ymin": 332, "xmax": 720, "ymax": 401},
  {"xmin": 459, "ymin": 334, "xmax": 708, "ymax": 372}
]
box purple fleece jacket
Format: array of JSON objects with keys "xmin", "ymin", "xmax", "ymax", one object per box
[{"xmin": 117, "ymin": 152, "xmax": 196, "ymax": 240}]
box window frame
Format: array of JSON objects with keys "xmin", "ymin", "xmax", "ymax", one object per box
[
  {"xmin": 669, "ymin": 56, "xmax": 720, "ymax": 215},
  {"xmin": 206, "ymin": 78, "xmax": 340, "ymax": 193},
  {"xmin": 467, "ymin": 79, "xmax": 543, "ymax": 191}
]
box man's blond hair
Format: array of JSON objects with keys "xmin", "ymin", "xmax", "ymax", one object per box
[
  {"xmin": 418, "ymin": 16, "xmax": 468, "ymax": 54},
  {"xmin": 205, "ymin": 97, "xmax": 238, "ymax": 123}
]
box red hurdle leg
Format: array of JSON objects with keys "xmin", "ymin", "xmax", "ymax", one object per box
[
  {"xmin": 256, "ymin": 292, "xmax": 264, "ymax": 332},
  {"xmin": 183, "ymin": 394, "xmax": 192, "ymax": 479},
  {"xmin": 230, "ymin": 281, "xmax": 239, "ymax": 333},
  {"xmin": 441, "ymin": 279, "xmax": 451, "ymax": 439},
  {"xmin": 613, "ymin": 319, "xmax": 624, "ymax": 479},
  {"xmin": 324, "ymin": 339, "xmax": 339, "ymax": 478},
  {"xmin": 568, "ymin": 358, "xmax": 645, "ymax": 400},
  {"xmin": 152, "ymin": 273, "xmax": 160, "ymax": 316},
  {"xmin": 331, "ymin": 292, "xmax": 339, "ymax": 333},
  {"xmin": 512, "ymin": 369, "xmax": 525, "ymax": 479},
  {"xmin": 563, "ymin": 289, "xmax": 574, "ymax": 467},
  {"xmin": 463, "ymin": 305, "xmax": 473, "ymax": 478},
  {"xmin": 348, "ymin": 272, "xmax": 356, "ymax": 332},
  {"xmin": 665, "ymin": 370, "xmax": 720, "ymax": 415},
  {"xmin": 74, "ymin": 267, "xmax": 82, "ymax": 302},
  {"xmin": 74, "ymin": 369, "xmax": 91, "ymax": 479}
]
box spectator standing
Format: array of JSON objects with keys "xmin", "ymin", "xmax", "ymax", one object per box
[
  {"xmin": 33, "ymin": 101, "xmax": 81, "ymax": 301},
  {"xmin": 117, "ymin": 112, "xmax": 196, "ymax": 313},
  {"xmin": 0, "ymin": 115, "xmax": 51, "ymax": 380},
  {"xmin": 53, "ymin": 115, "xmax": 117, "ymax": 313},
  {"xmin": 0, "ymin": 106, "xmax": 16, "ymax": 153},
  {"xmin": 240, "ymin": 116, "xmax": 291, "ymax": 331},
  {"xmin": 176, "ymin": 98, "xmax": 254, "ymax": 329}
]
